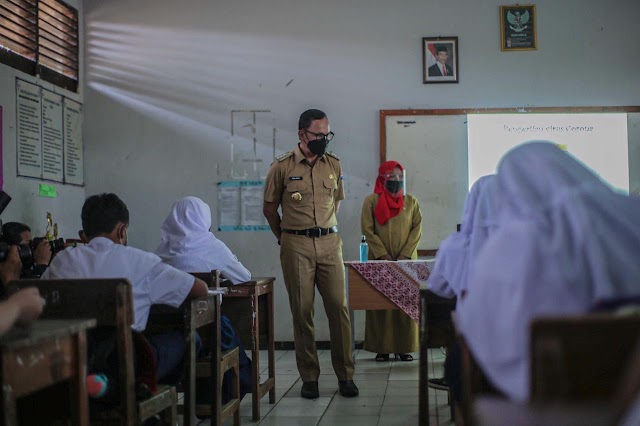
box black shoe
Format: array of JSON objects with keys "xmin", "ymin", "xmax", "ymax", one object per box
[
  {"xmin": 338, "ymin": 380, "xmax": 359, "ymax": 397},
  {"xmin": 301, "ymin": 381, "xmax": 319, "ymax": 399},
  {"xmin": 375, "ymin": 353, "xmax": 390, "ymax": 362},
  {"xmin": 395, "ymin": 353, "xmax": 414, "ymax": 362},
  {"xmin": 428, "ymin": 377, "xmax": 449, "ymax": 391}
]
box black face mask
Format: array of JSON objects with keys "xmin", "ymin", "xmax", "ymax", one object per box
[
  {"xmin": 385, "ymin": 180, "xmax": 403, "ymax": 194},
  {"xmin": 307, "ymin": 138, "xmax": 328, "ymax": 156}
]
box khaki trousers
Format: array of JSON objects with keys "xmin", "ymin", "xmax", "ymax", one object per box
[{"xmin": 280, "ymin": 232, "xmax": 354, "ymax": 382}]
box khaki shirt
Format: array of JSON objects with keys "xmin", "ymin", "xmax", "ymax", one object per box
[{"xmin": 264, "ymin": 145, "xmax": 345, "ymax": 230}]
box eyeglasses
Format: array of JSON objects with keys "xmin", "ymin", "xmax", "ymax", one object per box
[{"xmin": 304, "ymin": 130, "xmax": 334, "ymax": 142}]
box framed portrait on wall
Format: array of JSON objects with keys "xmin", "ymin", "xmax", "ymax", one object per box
[
  {"xmin": 500, "ymin": 4, "xmax": 537, "ymax": 51},
  {"xmin": 422, "ymin": 36, "xmax": 459, "ymax": 84}
]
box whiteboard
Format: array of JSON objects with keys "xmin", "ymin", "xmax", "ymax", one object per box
[
  {"xmin": 384, "ymin": 110, "xmax": 640, "ymax": 250},
  {"xmin": 386, "ymin": 115, "xmax": 468, "ymax": 249}
]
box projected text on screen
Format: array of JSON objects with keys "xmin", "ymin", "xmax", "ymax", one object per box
[{"xmin": 467, "ymin": 113, "xmax": 629, "ymax": 191}]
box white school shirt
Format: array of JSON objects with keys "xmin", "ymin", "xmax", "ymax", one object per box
[{"xmin": 42, "ymin": 237, "xmax": 195, "ymax": 331}]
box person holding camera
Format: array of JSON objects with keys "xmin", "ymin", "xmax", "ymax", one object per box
[
  {"xmin": 0, "ymin": 245, "xmax": 45, "ymax": 336},
  {"xmin": 1, "ymin": 222, "xmax": 52, "ymax": 278}
]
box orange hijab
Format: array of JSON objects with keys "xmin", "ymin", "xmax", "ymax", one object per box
[{"xmin": 374, "ymin": 161, "xmax": 405, "ymax": 225}]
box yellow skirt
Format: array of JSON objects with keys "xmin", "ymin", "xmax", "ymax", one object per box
[{"xmin": 364, "ymin": 309, "xmax": 419, "ymax": 354}]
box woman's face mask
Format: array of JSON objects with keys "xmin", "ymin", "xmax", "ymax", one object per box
[{"xmin": 385, "ymin": 180, "xmax": 404, "ymax": 194}]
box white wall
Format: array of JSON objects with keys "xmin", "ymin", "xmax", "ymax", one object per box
[
  {"xmin": 0, "ymin": 0, "xmax": 84, "ymax": 239},
  {"xmin": 82, "ymin": 0, "xmax": 640, "ymax": 341}
]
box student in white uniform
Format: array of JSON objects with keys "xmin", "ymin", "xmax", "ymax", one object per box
[
  {"xmin": 155, "ymin": 196, "xmax": 251, "ymax": 283},
  {"xmin": 155, "ymin": 196, "xmax": 253, "ymax": 403},
  {"xmin": 459, "ymin": 142, "xmax": 640, "ymax": 401},
  {"xmin": 427, "ymin": 174, "xmax": 497, "ymax": 300},
  {"xmin": 43, "ymin": 193, "xmax": 209, "ymax": 384},
  {"xmin": 426, "ymin": 175, "xmax": 499, "ymax": 396}
]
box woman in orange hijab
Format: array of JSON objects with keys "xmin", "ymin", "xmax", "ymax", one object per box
[{"xmin": 360, "ymin": 161, "xmax": 423, "ymax": 361}]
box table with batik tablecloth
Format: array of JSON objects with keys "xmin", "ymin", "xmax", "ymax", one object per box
[
  {"xmin": 344, "ymin": 259, "xmax": 434, "ymax": 359},
  {"xmin": 344, "ymin": 259, "xmax": 433, "ymax": 323},
  {"xmin": 344, "ymin": 260, "xmax": 456, "ymax": 425}
]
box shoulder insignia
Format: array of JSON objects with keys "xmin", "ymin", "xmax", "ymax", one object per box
[
  {"xmin": 276, "ymin": 151, "xmax": 293, "ymax": 162},
  {"xmin": 325, "ymin": 151, "xmax": 340, "ymax": 160}
]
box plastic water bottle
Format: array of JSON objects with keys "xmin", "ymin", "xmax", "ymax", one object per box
[{"xmin": 359, "ymin": 235, "xmax": 369, "ymax": 262}]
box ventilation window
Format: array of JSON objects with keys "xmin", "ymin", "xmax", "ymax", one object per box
[{"xmin": 0, "ymin": 0, "xmax": 78, "ymax": 91}]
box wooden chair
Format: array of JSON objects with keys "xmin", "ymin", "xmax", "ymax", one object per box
[
  {"xmin": 9, "ymin": 279, "xmax": 177, "ymax": 426},
  {"xmin": 451, "ymin": 312, "xmax": 500, "ymax": 426},
  {"xmin": 191, "ymin": 270, "xmax": 241, "ymax": 426},
  {"xmin": 530, "ymin": 314, "xmax": 640, "ymax": 401},
  {"xmin": 474, "ymin": 334, "xmax": 640, "ymax": 426},
  {"xmin": 148, "ymin": 270, "xmax": 240, "ymax": 426},
  {"xmin": 418, "ymin": 288, "xmax": 457, "ymax": 425},
  {"xmin": 472, "ymin": 313, "xmax": 640, "ymax": 425}
]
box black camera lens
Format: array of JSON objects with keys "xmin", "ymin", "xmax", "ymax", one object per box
[
  {"xmin": 31, "ymin": 237, "xmax": 45, "ymax": 251},
  {"xmin": 51, "ymin": 238, "xmax": 65, "ymax": 254},
  {"xmin": 0, "ymin": 241, "xmax": 33, "ymax": 269},
  {"xmin": 17, "ymin": 244, "xmax": 33, "ymax": 268}
]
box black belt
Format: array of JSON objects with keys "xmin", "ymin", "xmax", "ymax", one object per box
[{"xmin": 282, "ymin": 226, "xmax": 338, "ymax": 238}]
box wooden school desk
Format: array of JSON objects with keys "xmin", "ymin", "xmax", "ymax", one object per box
[
  {"xmin": 221, "ymin": 277, "xmax": 276, "ymax": 421},
  {"xmin": 0, "ymin": 319, "xmax": 96, "ymax": 426}
]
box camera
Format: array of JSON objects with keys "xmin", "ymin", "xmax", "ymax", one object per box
[
  {"xmin": 0, "ymin": 191, "xmax": 65, "ymax": 268},
  {"xmin": 31, "ymin": 237, "xmax": 66, "ymax": 256},
  {"xmin": 0, "ymin": 245, "xmax": 36, "ymax": 270}
]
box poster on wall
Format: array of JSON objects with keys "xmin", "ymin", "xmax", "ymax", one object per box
[
  {"xmin": 63, "ymin": 99, "xmax": 83, "ymax": 185},
  {"xmin": 41, "ymin": 89, "xmax": 64, "ymax": 182},
  {"xmin": 16, "ymin": 80, "xmax": 43, "ymax": 179},
  {"xmin": 217, "ymin": 181, "xmax": 270, "ymax": 231},
  {"xmin": 15, "ymin": 78, "xmax": 84, "ymax": 185}
]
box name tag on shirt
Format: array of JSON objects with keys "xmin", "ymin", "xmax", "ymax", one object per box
[{"xmin": 289, "ymin": 176, "xmax": 303, "ymax": 181}]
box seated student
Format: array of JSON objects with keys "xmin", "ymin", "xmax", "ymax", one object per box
[
  {"xmin": 426, "ymin": 175, "xmax": 498, "ymax": 394},
  {"xmin": 459, "ymin": 142, "xmax": 640, "ymax": 402},
  {"xmin": 427, "ymin": 175, "xmax": 497, "ymax": 300},
  {"xmin": 43, "ymin": 193, "xmax": 209, "ymax": 387},
  {"xmin": 1, "ymin": 222, "xmax": 52, "ymax": 278},
  {"xmin": 155, "ymin": 196, "xmax": 252, "ymax": 403},
  {"xmin": 155, "ymin": 196, "xmax": 251, "ymax": 283},
  {"xmin": 0, "ymin": 246, "xmax": 44, "ymax": 335}
]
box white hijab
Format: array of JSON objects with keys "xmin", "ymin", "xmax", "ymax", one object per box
[
  {"xmin": 155, "ymin": 197, "xmax": 251, "ymax": 284},
  {"xmin": 459, "ymin": 141, "xmax": 640, "ymax": 401},
  {"xmin": 427, "ymin": 175, "xmax": 498, "ymax": 299}
]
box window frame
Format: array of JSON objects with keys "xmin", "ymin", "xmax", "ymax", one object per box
[{"xmin": 0, "ymin": 0, "xmax": 79, "ymax": 92}]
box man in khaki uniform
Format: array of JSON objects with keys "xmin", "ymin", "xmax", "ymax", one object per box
[{"xmin": 263, "ymin": 109, "xmax": 358, "ymax": 399}]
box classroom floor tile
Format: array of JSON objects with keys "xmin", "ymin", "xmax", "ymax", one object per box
[{"xmin": 206, "ymin": 348, "xmax": 454, "ymax": 426}]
